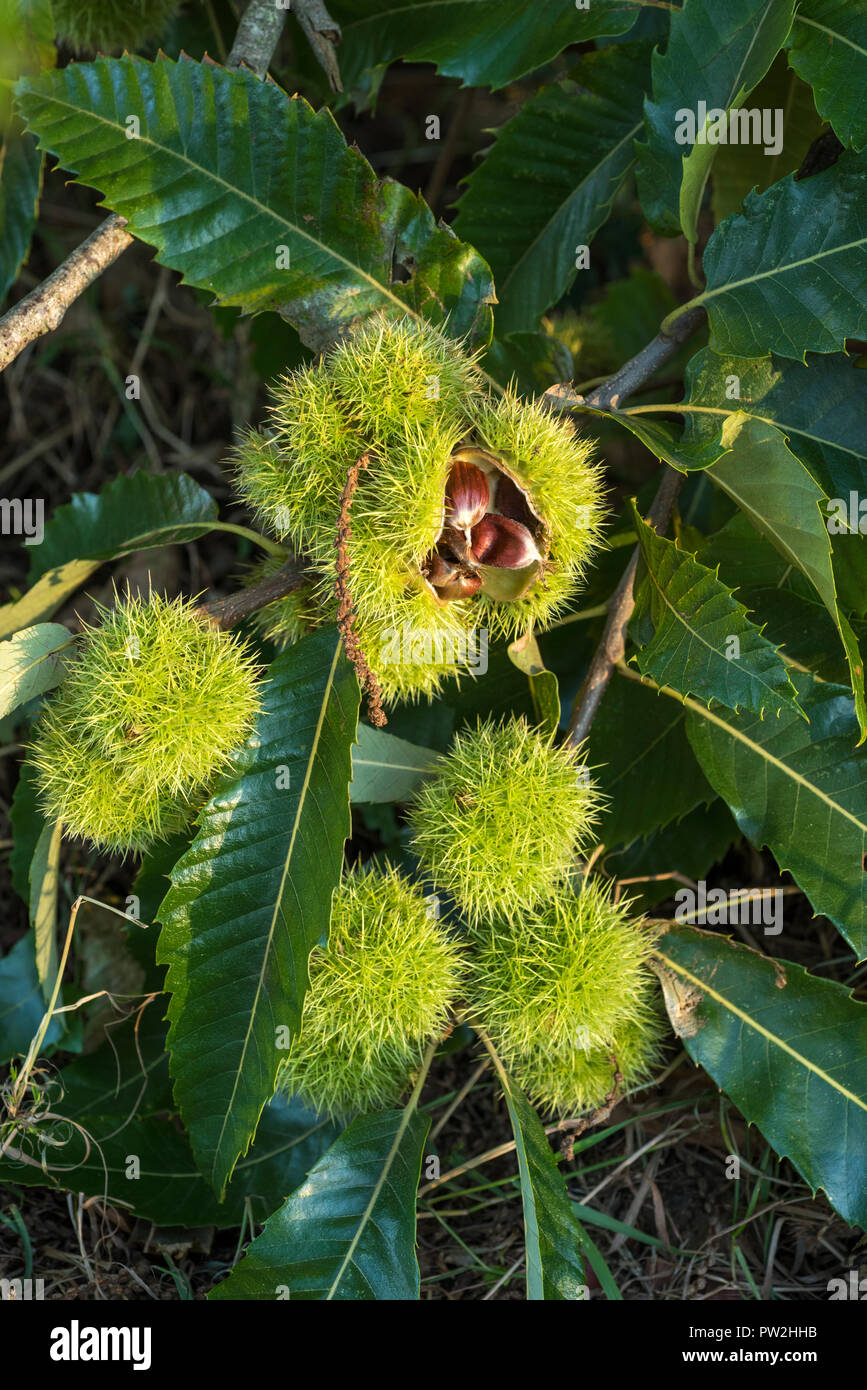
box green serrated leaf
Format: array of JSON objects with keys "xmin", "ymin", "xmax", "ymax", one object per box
[
  {"xmin": 588, "ymin": 666, "xmax": 716, "ymax": 848},
  {"xmin": 677, "ymin": 669, "xmax": 867, "ymax": 958},
  {"xmin": 0, "ymin": 1003, "xmax": 342, "ymax": 1228},
  {"xmin": 708, "ymin": 417, "xmax": 867, "ymax": 739},
  {"xmin": 210, "ymin": 1108, "xmax": 429, "ymax": 1300},
  {"xmin": 688, "ymin": 152, "xmax": 867, "ymax": 358},
  {"xmin": 637, "ymin": 0, "xmax": 795, "ymax": 238},
  {"xmin": 658, "ymin": 924, "xmax": 867, "ymax": 1227},
  {"xmin": 15, "ymin": 55, "xmax": 494, "ymax": 353},
  {"xmin": 453, "ymin": 44, "xmax": 651, "ymax": 334},
  {"xmin": 330, "ymin": 0, "xmax": 640, "ymax": 94},
  {"xmin": 680, "ymin": 347, "xmax": 867, "ymax": 495},
  {"xmin": 787, "ymin": 0, "xmax": 867, "ymax": 151},
  {"xmin": 481, "ymin": 1037, "xmax": 591, "ymax": 1300},
  {"xmin": 631, "ymin": 503, "xmax": 800, "ymax": 717},
  {"xmin": 0, "ymin": 623, "xmax": 72, "ymax": 720},
  {"xmin": 157, "ymin": 629, "xmax": 359, "ymax": 1197},
  {"xmin": 350, "ymin": 724, "xmax": 439, "ymax": 804},
  {"xmin": 710, "ymin": 55, "xmax": 824, "ymax": 224},
  {"xmin": 0, "ymin": 472, "xmax": 218, "ymax": 640}
]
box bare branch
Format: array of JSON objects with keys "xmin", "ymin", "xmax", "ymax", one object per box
[
  {"xmin": 292, "ymin": 0, "xmax": 343, "ymax": 92},
  {"xmin": 0, "ymin": 1, "xmax": 288, "ymax": 376},
  {"xmin": 567, "ymin": 466, "xmax": 683, "ymax": 749},
  {"xmin": 226, "ymin": 0, "xmax": 288, "ymax": 78},
  {"xmin": 0, "ymin": 215, "xmax": 133, "ymax": 373},
  {"xmin": 542, "ymin": 304, "xmax": 707, "ymax": 416},
  {"xmin": 196, "ymin": 557, "xmax": 307, "ymax": 630}
]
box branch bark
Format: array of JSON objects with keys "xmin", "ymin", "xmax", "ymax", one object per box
[
  {"xmin": 542, "ymin": 304, "xmax": 707, "ymax": 416},
  {"xmin": 566, "ymin": 467, "xmax": 683, "ymax": 748},
  {"xmin": 561, "ymin": 305, "xmax": 707, "ymax": 748},
  {"xmin": 0, "ymin": 215, "xmax": 133, "ymax": 372},
  {"xmin": 0, "ymin": 1, "xmax": 290, "ymax": 375},
  {"xmin": 225, "ymin": 0, "xmax": 289, "ymax": 78},
  {"xmin": 291, "ymin": 0, "xmax": 343, "ymax": 92},
  {"xmin": 196, "ymin": 557, "xmax": 307, "ymax": 630}
]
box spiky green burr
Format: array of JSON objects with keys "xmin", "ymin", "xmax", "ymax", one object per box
[
  {"xmin": 279, "ymin": 863, "xmax": 464, "ymax": 1118},
  {"xmin": 30, "ymin": 592, "xmax": 261, "ymax": 855},
  {"xmin": 408, "ymin": 717, "xmax": 602, "ymax": 924}
]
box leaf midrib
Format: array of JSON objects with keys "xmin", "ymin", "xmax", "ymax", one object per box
[
  {"xmin": 700, "ymin": 236, "xmax": 867, "ymax": 302},
  {"xmin": 793, "ymin": 14, "xmax": 867, "ymax": 58},
  {"xmin": 657, "ymin": 946, "xmax": 867, "ymax": 1112},
  {"xmin": 498, "ymin": 119, "xmax": 641, "ymax": 302},
  {"xmin": 22, "ymin": 77, "xmax": 415, "ymax": 322},
  {"xmin": 640, "ymin": 532, "xmax": 788, "ymax": 703},
  {"xmin": 211, "ymin": 638, "xmax": 343, "ymax": 1187}
]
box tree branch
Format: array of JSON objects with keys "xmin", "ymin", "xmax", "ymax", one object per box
[
  {"xmin": 559, "ymin": 306, "xmax": 708, "ymax": 749},
  {"xmin": 196, "ymin": 557, "xmax": 307, "ymax": 630},
  {"xmin": 0, "ymin": 1, "xmax": 289, "ymax": 375},
  {"xmin": 291, "ymin": 0, "xmax": 343, "ymax": 92},
  {"xmin": 225, "ymin": 0, "xmax": 289, "ymax": 78},
  {"xmin": 0, "ymin": 215, "xmax": 133, "ymax": 372},
  {"xmin": 566, "ymin": 467, "xmax": 683, "ymax": 748},
  {"xmin": 542, "ymin": 304, "xmax": 707, "ymax": 416}
]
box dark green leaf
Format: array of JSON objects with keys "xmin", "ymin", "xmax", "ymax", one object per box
[
  {"xmin": 0, "ymin": 472, "xmax": 218, "ymax": 639},
  {"xmin": 16, "ymin": 55, "xmax": 494, "ymax": 353},
  {"xmin": 210, "ymin": 1108, "xmax": 429, "ymax": 1299},
  {"xmin": 330, "ymin": 0, "xmax": 640, "ymax": 94},
  {"xmin": 787, "ymin": 0, "xmax": 867, "ymax": 150},
  {"xmin": 0, "ymin": 129, "xmax": 42, "ymax": 304},
  {"xmin": 658, "ymin": 924, "xmax": 867, "ymax": 1227},
  {"xmin": 631, "ymin": 505, "xmax": 800, "ymax": 716},
  {"xmin": 157, "ymin": 629, "xmax": 359, "ymax": 1196},
  {"xmin": 636, "ymin": 0, "xmax": 795, "ymax": 237},
  {"xmin": 454, "ymin": 45, "xmax": 651, "ymax": 334},
  {"xmin": 683, "ymin": 671, "xmax": 867, "ymax": 958},
  {"xmin": 692, "ymin": 153, "xmax": 867, "ymax": 357},
  {"xmin": 0, "ymin": 1001, "xmax": 339, "ymax": 1226},
  {"xmin": 0, "ymin": 0, "xmax": 53, "ymax": 302},
  {"xmin": 9, "ymin": 760, "xmax": 44, "ymax": 904}
]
